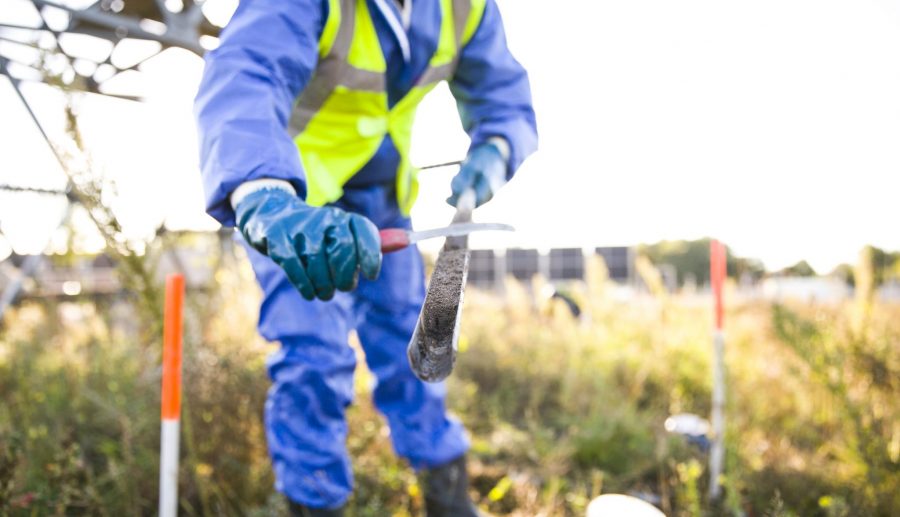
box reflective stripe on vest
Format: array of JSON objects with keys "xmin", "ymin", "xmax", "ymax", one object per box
[{"xmin": 289, "ymin": 0, "xmax": 487, "ymax": 215}]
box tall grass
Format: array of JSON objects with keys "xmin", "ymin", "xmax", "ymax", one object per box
[{"xmin": 0, "ymin": 255, "xmax": 897, "ymax": 515}]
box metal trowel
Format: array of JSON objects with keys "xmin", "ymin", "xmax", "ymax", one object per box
[
  {"xmin": 379, "ymin": 222, "xmax": 513, "ymax": 253},
  {"xmin": 407, "ymin": 189, "xmax": 483, "ymax": 383}
]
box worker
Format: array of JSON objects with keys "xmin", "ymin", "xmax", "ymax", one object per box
[{"xmin": 194, "ymin": 0, "xmax": 536, "ymax": 515}]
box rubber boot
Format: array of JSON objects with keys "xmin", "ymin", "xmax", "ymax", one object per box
[
  {"xmin": 288, "ymin": 500, "xmax": 345, "ymax": 517},
  {"xmin": 420, "ymin": 455, "xmax": 480, "ymax": 517}
]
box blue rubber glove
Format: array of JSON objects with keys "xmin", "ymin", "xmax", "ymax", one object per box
[
  {"xmin": 447, "ymin": 143, "xmax": 508, "ymax": 208},
  {"xmin": 235, "ymin": 188, "xmax": 382, "ymax": 301}
]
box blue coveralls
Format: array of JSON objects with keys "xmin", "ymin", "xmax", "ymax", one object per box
[{"xmin": 194, "ymin": 0, "xmax": 537, "ymax": 508}]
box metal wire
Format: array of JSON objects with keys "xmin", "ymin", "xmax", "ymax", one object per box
[
  {"xmin": 419, "ymin": 159, "xmax": 462, "ymax": 171},
  {"xmin": 0, "ymin": 59, "xmax": 69, "ymax": 170},
  {"xmin": 0, "ymin": 61, "xmax": 78, "ymax": 319},
  {"xmin": 0, "ymin": 184, "xmax": 68, "ymax": 196}
]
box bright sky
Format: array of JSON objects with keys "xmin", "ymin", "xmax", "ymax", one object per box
[{"xmin": 1, "ymin": 0, "xmax": 899, "ymax": 272}]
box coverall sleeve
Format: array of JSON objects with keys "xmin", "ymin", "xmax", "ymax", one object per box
[
  {"xmin": 194, "ymin": 0, "xmax": 327, "ymax": 226},
  {"xmin": 449, "ymin": 0, "xmax": 538, "ymax": 178}
]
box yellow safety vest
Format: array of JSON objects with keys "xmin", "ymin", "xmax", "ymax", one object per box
[{"xmin": 289, "ymin": 0, "xmax": 486, "ymax": 215}]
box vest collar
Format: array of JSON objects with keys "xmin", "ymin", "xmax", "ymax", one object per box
[{"xmin": 371, "ymin": 0, "xmax": 412, "ymax": 62}]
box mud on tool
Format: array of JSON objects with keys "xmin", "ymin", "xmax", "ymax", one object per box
[{"xmin": 407, "ymin": 189, "xmax": 479, "ymax": 383}]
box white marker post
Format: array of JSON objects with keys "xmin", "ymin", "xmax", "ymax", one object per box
[
  {"xmin": 708, "ymin": 241, "xmax": 727, "ymax": 500},
  {"xmin": 159, "ymin": 274, "xmax": 185, "ymax": 517}
]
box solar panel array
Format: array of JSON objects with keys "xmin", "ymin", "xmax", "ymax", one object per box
[{"xmin": 467, "ymin": 247, "xmax": 635, "ymax": 289}]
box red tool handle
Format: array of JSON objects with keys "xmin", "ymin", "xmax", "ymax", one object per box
[{"xmin": 379, "ymin": 228, "xmax": 410, "ymax": 253}]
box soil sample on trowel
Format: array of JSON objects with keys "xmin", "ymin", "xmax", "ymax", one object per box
[{"xmin": 407, "ymin": 248, "xmax": 470, "ymax": 382}]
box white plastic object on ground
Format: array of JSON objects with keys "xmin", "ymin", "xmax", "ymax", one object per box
[
  {"xmin": 586, "ymin": 494, "xmax": 666, "ymax": 517},
  {"xmin": 664, "ymin": 413, "xmax": 711, "ymax": 437}
]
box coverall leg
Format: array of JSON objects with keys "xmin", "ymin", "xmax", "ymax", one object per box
[
  {"xmin": 351, "ymin": 189, "xmax": 469, "ymax": 472},
  {"xmin": 244, "ymin": 185, "xmax": 469, "ymax": 509}
]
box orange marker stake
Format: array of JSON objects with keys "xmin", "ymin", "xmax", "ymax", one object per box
[
  {"xmin": 159, "ymin": 274, "xmax": 184, "ymax": 517},
  {"xmin": 709, "ymin": 241, "xmax": 727, "ymax": 500},
  {"xmin": 710, "ymin": 240, "xmax": 726, "ymax": 331}
]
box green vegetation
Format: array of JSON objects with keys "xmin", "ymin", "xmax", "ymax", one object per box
[
  {"xmin": 779, "ymin": 260, "xmax": 817, "ymax": 277},
  {"xmin": 831, "ymin": 245, "xmax": 900, "ymax": 288},
  {"xmin": 860, "ymin": 246, "xmax": 900, "ymax": 287},
  {"xmin": 0, "ymin": 257, "xmax": 898, "ymax": 516},
  {"xmin": 640, "ymin": 239, "xmax": 900, "ymax": 288},
  {"xmin": 6, "ymin": 72, "xmax": 893, "ymax": 517},
  {"xmin": 638, "ymin": 239, "xmax": 765, "ymax": 286}
]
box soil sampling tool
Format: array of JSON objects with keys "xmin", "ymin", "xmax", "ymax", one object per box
[
  {"xmin": 407, "ymin": 189, "xmax": 484, "ymax": 383},
  {"xmin": 379, "ymin": 222, "xmax": 513, "ymax": 253}
]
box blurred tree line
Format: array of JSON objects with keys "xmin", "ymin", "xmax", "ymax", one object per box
[
  {"xmin": 831, "ymin": 246, "xmax": 900, "ymax": 288},
  {"xmin": 637, "ymin": 239, "xmax": 765, "ymax": 286},
  {"xmin": 640, "ymin": 240, "xmax": 900, "ymax": 288}
]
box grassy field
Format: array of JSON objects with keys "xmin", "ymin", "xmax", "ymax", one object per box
[{"xmin": 0, "ymin": 257, "xmax": 898, "ymax": 516}]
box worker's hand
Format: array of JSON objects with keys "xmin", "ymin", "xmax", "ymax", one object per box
[
  {"xmin": 447, "ymin": 143, "xmax": 508, "ymax": 208},
  {"xmin": 235, "ymin": 188, "xmax": 382, "ymax": 301}
]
